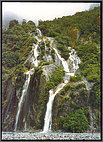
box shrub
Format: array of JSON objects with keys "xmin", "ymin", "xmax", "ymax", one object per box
[
  {"xmin": 70, "ymin": 91, "xmax": 76, "ymax": 98},
  {"xmin": 86, "ymin": 73, "xmax": 100, "ymax": 82},
  {"xmin": 77, "ymin": 43, "xmax": 100, "ymax": 84},
  {"xmin": 45, "ymin": 39, "xmax": 50, "ymax": 47},
  {"xmin": 70, "ymin": 73, "xmax": 82, "ymax": 82},
  {"xmin": 59, "ymin": 109, "xmax": 89, "ymax": 132},
  {"xmin": 89, "ymin": 82, "xmax": 101, "ymax": 107},
  {"xmin": 34, "ymin": 66, "xmax": 43, "ymax": 75},
  {"xmin": 39, "ymin": 41, "xmax": 45, "ymax": 56},
  {"xmin": 60, "ymin": 84, "xmax": 71, "ymax": 95},
  {"xmin": 2, "ymin": 51, "xmax": 19, "ymax": 68},
  {"xmin": 15, "ymin": 64, "xmax": 26, "ymax": 89},
  {"xmin": 79, "ymin": 88, "xmax": 87, "ymax": 97},
  {"xmin": 45, "ymin": 67, "xmax": 64, "ymax": 91},
  {"xmin": 75, "ymin": 83, "xmax": 86, "ymax": 89},
  {"xmin": 41, "ymin": 62, "xmax": 50, "ymax": 66},
  {"xmin": 58, "ymin": 103, "xmax": 65, "ymax": 111},
  {"xmin": 50, "ymin": 67, "xmax": 64, "ymax": 86},
  {"xmin": 51, "ymin": 49, "xmax": 55, "ymax": 62},
  {"xmin": 45, "ymin": 81, "xmax": 55, "ymax": 91},
  {"xmin": 56, "ymin": 44, "xmax": 70, "ymax": 60}
]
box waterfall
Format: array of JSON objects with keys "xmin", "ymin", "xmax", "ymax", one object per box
[
  {"xmin": 43, "ymin": 82, "xmax": 68, "ymax": 132},
  {"xmin": 53, "ymin": 48, "xmax": 69, "ymax": 72},
  {"xmin": 14, "ymin": 69, "xmax": 34, "ymax": 131},
  {"xmin": 36, "ymin": 28, "xmax": 42, "ymax": 37},
  {"xmin": 69, "ymin": 49, "xmax": 81, "ymax": 73},
  {"xmin": 32, "ymin": 28, "xmax": 42, "ymax": 67},
  {"xmin": 48, "ymin": 37, "xmax": 75, "ymax": 76},
  {"xmin": 49, "ymin": 38, "xmax": 69, "ymax": 73},
  {"xmin": 33, "ymin": 44, "xmax": 39, "ymax": 67},
  {"xmin": 42, "ymin": 38, "xmax": 81, "ymax": 133},
  {"xmin": 53, "ymin": 47, "xmax": 75, "ymax": 77}
]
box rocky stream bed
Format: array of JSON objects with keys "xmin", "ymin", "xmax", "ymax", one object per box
[{"xmin": 2, "ymin": 131, "xmax": 101, "ymax": 140}]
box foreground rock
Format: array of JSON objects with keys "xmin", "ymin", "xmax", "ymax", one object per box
[{"xmin": 2, "ymin": 132, "xmax": 101, "ymax": 140}]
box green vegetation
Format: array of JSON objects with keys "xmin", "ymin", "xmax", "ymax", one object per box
[
  {"xmin": 34, "ymin": 66, "xmax": 43, "ymax": 75},
  {"xmin": 77, "ymin": 42, "xmax": 100, "ymax": 83},
  {"xmin": 40, "ymin": 61, "xmax": 50, "ymax": 66},
  {"xmin": 22, "ymin": 19, "xmax": 36, "ymax": 33},
  {"xmin": 45, "ymin": 39, "xmax": 50, "ymax": 47},
  {"xmin": 75, "ymin": 83, "xmax": 86, "ymax": 89},
  {"xmin": 59, "ymin": 81, "xmax": 87, "ymax": 98},
  {"xmin": 59, "ymin": 109, "xmax": 89, "ymax": 132},
  {"xmin": 54, "ymin": 79, "xmax": 89, "ymax": 132},
  {"xmin": 38, "ymin": 7, "xmax": 100, "ymax": 94},
  {"xmin": 39, "ymin": 41, "xmax": 45, "ymax": 56},
  {"xmin": 51, "ymin": 49, "xmax": 55, "ymax": 62},
  {"xmin": 60, "ymin": 83, "xmax": 71, "ymax": 96},
  {"xmin": 45, "ymin": 66, "xmax": 65, "ymax": 91},
  {"xmin": 70, "ymin": 73, "xmax": 82, "ymax": 82},
  {"xmin": 56, "ymin": 44, "xmax": 70, "ymax": 60},
  {"xmin": 89, "ymin": 82, "xmax": 101, "ymax": 107},
  {"xmin": 39, "ymin": 6, "xmax": 100, "ymax": 45},
  {"xmin": 14, "ymin": 64, "xmax": 26, "ymax": 89},
  {"xmin": 2, "ymin": 19, "xmax": 37, "ymax": 86},
  {"xmin": 37, "ymin": 91, "xmax": 48, "ymax": 129}
]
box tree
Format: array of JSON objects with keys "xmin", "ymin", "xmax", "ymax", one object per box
[
  {"xmin": 59, "ymin": 109, "xmax": 89, "ymax": 132},
  {"xmin": 9, "ymin": 20, "xmax": 18, "ymax": 29}
]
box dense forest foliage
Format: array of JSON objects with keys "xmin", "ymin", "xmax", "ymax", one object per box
[
  {"xmin": 2, "ymin": 19, "xmax": 37, "ymax": 88},
  {"xmin": 38, "ymin": 7, "xmax": 100, "ymax": 44}
]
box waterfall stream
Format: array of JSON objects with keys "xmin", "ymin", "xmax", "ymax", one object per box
[
  {"xmin": 69, "ymin": 48, "xmax": 81, "ymax": 73},
  {"xmin": 32, "ymin": 28, "xmax": 42, "ymax": 67},
  {"xmin": 33, "ymin": 44, "xmax": 39, "ymax": 67},
  {"xmin": 42, "ymin": 38, "xmax": 81, "ymax": 133},
  {"xmin": 14, "ymin": 69, "xmax": 34, "ymax": 131},
  {"xmin": 43, "ymin": 82, "xmax": 68, "ymax": 132}
]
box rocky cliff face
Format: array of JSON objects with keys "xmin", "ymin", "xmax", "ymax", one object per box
[{"xmin": 2, "ymin": 78, "xmax": 19, "ymax": 131}]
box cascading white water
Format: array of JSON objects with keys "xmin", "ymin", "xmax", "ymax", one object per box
[
  {"xmin": 33, "ymin": 44, "xmax": 39, "ymax": 67},
  {"xmin": 14, "ymin": 69, "xmax": 34, "ymax": 131},
  {"xmin": 42, "ymin": 38, "xmax": 81, "ymax": 133},
  {"xmin": 49, "ymin": 38, "xmax": 75, "ymax": 76},
  {"xmin": 36, "ymin": 28, "xmax": 42, "ymax": 37},
  {"xmin": 69, "ymin": 48, "xmax": 81, "ymax": 73},
  {"xmin": 53, "ymin": 48, "xmax": 69, "ymax": 72},
  {"xmin": 43, "ymin": 81, "xmax": 68, "ymax": 133},
  {"xmin": 53, "ymin": 47, "xmax": 75, "ymax": 77},
  {"xmin": 32, "ymin": 28, "xmax": 42, "ymax": 67}
]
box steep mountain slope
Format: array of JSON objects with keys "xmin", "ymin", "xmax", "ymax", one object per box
[{"xmin": 2, "ymin": 6, "xmax": 101, "ymax": 133}]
